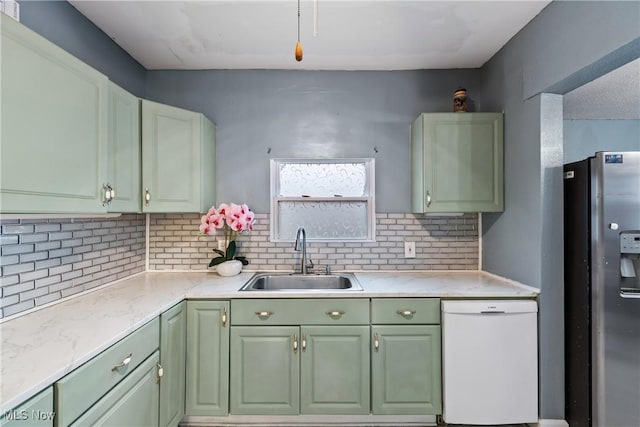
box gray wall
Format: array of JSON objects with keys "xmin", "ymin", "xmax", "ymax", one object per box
[
  {"xmin": 564, "ymin": 119, "xmax": 640, "ymax": 163},
  {"xmin": 520, "ymin": 1, "xmax": 640, "ymax": 98},
  {"xmin": 19, "ymin": 1, "xmax": 146, "ymax": 97},
  {"xmin": 145, "ymin": 69, "xmax": 481, "ymax": 213},
  {"xmin": 480, "ymin": 0, "xmax": 640, "ymax": 420}
]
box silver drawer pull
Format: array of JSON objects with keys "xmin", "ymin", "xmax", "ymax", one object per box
[
  {"xmin": 374, "ymin": 333, "xmax": 379, "ymax": 351},
  {"xmin": 397, "ymin": 310, "xmax": 417, "ymax": 317},
  {"xmin": 255, "ymin": 311, "xmax": 274, "ymax": 318},
  {"xmin": 326, "ymin": 310, "xmax": 345, "ymax": 318},
  {"xmin": 112, "ymin": 353, "xmax": 132, "ymax": 371}
]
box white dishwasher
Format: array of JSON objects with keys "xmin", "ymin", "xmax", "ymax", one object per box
[{"xmin": 441, "ymin": 300, "xmax": 538, "ymax": 425}]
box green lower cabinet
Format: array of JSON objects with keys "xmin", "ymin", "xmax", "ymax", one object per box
[
  {"xmin": 185, "ymin": 301, "xmax": 229, "ymax": 416},
  {"xmin": 0, "ymin": 387, "xmax": 54, "ymax": 427},
  {"xmin": 300, "ymin": 326, "xmax": 370, "ymax": 414},
  {"xmin": 371, "ymin": 325, "xmax": 442, "ymax": 415},
  {"xmin": 230, "ymin": 326, "xmax": 300, "ymax": 415},
  {"xmin": 70, "ymin": 352, "xmax": 160, "ymax": 427},
  {"xmin": 159, "ymin": 302, "xmax": 186, "ymax": 427}
]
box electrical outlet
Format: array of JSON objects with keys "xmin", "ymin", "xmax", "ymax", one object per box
[
  {"xmin": 217, "ymin": 240, "xmax": 226, "ymax": 251},
  {"xmin": 404, "ymin": 241, "xmax": 416, "ymax": 258}
]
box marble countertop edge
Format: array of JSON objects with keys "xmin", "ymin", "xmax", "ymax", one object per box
[{"xmin": 0, "ymin": 269, "xmax": 538, "ymax": 412}]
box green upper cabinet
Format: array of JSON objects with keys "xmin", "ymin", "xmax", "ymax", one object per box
[
  {"xmin": 185, "ymin": 301, "xmax": 229, "ymax": 416},
  {"xmin": 0, "ymin": 14, "xmax": 108, "ymax": 213},
  {"xmin": 106, "ymin": 82, "xmax": 141, "ymax": 213},
  {"xmin": 159, "ymin": 302, "xmax": 186, "ymax": 427},
  {"xmin": 141, "ymin": 100, "xmax": 216, "ymax": 213},
  {"xmin": 411, "ymin": 113, "xmax": 504, "ymax": 213}
]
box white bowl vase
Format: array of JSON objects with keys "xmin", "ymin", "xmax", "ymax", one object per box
[{"xmin": 216, "ymin": 260, "xmax": 243, "ymax": 277}]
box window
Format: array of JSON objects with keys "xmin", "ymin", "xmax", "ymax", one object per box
[{"xmin": 270, "ymin": 159, "xmax": 376, "ymax": 242}]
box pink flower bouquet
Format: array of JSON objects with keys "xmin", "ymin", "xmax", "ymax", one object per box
[{"xmin": 200, "ymin": 203, "xmax": 255, "ymax": 267}]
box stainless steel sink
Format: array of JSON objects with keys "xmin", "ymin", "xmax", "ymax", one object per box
[{"xmin": 239, "ymin": 273, "xmax": 363, "ymax": 291}]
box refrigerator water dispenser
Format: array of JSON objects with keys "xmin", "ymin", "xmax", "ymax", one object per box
[{"xmin": 620, "ymin": 231, "xmax": 640, "ymax": 293}]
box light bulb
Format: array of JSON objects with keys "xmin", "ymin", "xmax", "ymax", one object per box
[{"xmin": 295, "ymin": 41, "xmax": 303, "ymax": 62}]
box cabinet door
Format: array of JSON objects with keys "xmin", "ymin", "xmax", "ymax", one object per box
[
  {"xmin": 159, "ymin": 302, "xmax": 186, "ymax": 427},
  {"xmin": 107, "ymin": 82, "xmax": 140, "ymax": 213},
  {"xmin": 0, "ymin": 14, "xmax": 108, "ymax": 214},
  {"xmin": 0, "ymin": 387, "xmax": 53, "ymax": 427},
  {"xmin": 371, "ymin": 325, "xmax": 442, "ymax": 415},
  {"xmin": 412, "ymin": 113, "xmax": 503, "ymax": 213},
  {"xmin": 70, "ymin": 352, "xmax": 160, "ymax": 427},
  {"xmin": 185, "ymin": 301, "xmax": 229, "ymax": 416},
  {"xmin": 142, "ymin": 100, "xmax": 202, "ymax": 213},
  {"xmin": 230, "ymin": 326, "xmax": 299, "ymax": 415},
  {"xmin": 300, "ymin": 326, "xmax": 370, "ymax": 415}
]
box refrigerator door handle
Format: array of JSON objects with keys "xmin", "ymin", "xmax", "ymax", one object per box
[{"xmin": 620, "ymin": 290, "xmax": 640, "ymax": 299}]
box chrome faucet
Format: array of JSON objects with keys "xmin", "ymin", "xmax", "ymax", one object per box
[{"xmin": 294, "ymin": 226, "xmax": 311, "ymax": 274}]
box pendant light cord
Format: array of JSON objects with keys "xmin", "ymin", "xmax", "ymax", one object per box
[{"xmin": 297, "ymin": 0, "xmax": 301, "ymax": 42}]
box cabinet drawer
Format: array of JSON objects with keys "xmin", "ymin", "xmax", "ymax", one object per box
[
  {"xmin": 371, "ymin": 298, "xmax": 440, "ymax": 324},
  {"xmin": 231, "ymin": 299, "xmax": 369, "ymax": 325},
  {"xmin": 69, "ymin": 352, "xmax": 160, "ymax": 427},
  {"xmin": 55, "ymin": 318, "xmax": 159, "ymax": 426}
]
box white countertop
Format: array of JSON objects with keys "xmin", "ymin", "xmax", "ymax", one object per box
[{"xmin": 0, "ymin": 270, "xmax": 537, "ymax": 412}]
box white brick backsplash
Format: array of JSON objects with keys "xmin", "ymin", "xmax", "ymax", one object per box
[
  {"xmin": 4, "ymin": 300, "xmax": 35, "ymax": 317},
  {"xmin": 0, "ymin": 214, "xmax": 145, "ymax": 319},
  {"xmin": 1, "ymin": 211, "xmax": 478, "ymax": 318},
  {"xmin": 4, "ymin": 281, "xmax": 35, "ymax": 296},
  {"xmin": 148, "ymin": 213, "xmax": 479, "ymax": 272}
]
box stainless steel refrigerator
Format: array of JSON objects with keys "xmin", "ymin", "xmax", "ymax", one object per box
[{"xmin": 564, "ymin": 151, "xmax": 640, "ymax": 427}]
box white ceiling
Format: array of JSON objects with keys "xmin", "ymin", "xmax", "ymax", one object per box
[
  {"xmin": 69, "ymin": 0, "xmax": 637, "ymax": 120},
  {"xmin": 69, "ymin": 0, "xmax": 551, "ymax": 70}
]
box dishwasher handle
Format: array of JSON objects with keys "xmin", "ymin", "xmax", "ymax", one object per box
[{"xmin": 442, "ymin": 300, "xmax": 538, "ymax": 315}]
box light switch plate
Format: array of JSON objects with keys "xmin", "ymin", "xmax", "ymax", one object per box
[{"xmin": 404, "ymin": 241, "xmax": 416, "ymax": 258}]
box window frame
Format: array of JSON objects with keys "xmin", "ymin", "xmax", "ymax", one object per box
[{"xmin": 269, "ymin": 158, "xmax": 376, "ymax": 242}]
